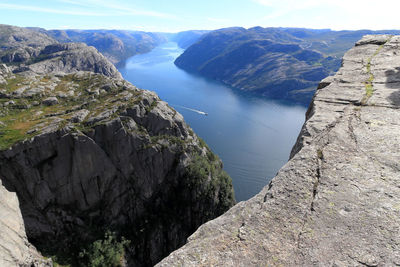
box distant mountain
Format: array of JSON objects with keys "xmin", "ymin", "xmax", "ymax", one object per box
[
  {"xmin": 175, "ymin": 27, "xmax": 400, "ymax": 105},
  {"xmin": 0, "ymin": 25, "xmax": 121, "ymax": 79},
  {"xmin": 0, "ymin": 24, "xmax": 56, "ymax": 49},
  {"xmin": 171, "ymin": 30, "xmax": 210, "ymax": 49},
  {"xmin": 30, "ymin": 28, "xmax": 168, "ymax": 65}
]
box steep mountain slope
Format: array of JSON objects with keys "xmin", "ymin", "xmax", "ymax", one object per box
[
  {"xmin": 175, "ymin": 27, "xmax": 400, "ymax": 105},
  {"xmin": 171, "ymin": 30, "xmax": 210, "ymax": 49},
  {"xmin": 32, "ymin": 28, "xmax": 167, "ymax": 65},
  {"xmin": 159, "ymin": 35, "xmax": 400, "ymax": 266},
  {"xmin": 0, "ymin": 26, "xmax": 234, "ymax": 266},
  {"xmin": 175, "ymin": 27, "xmax": 340, "ymax": 105}
]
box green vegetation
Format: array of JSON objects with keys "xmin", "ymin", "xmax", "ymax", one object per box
[
  {"xmin": 0, "ymin": 107, "xmax": 40, "ymax": 149},
  {"xmin": 361, "ymin": 37, "xmax": 392, "ymax": 105},
  {"xmin": 317, "ymin": 148, "xmax": 323, "ymax": 160},
  {"xmin": 78, "ymin": 231, "xmax": 130, "ymax": 267},
  {"xmin": 145, "ymin": 100, "xmax": 158, "ymax": 113},
  {"xmin": 185, "ymin": 153, "xmax": 235, "ymax": 213},
  {"xmin": 150, "ymin": 134, "xmax": 185, "ymax": 146},
  {"xmin": 0, "ymin": 75, "xmax": 25, "ymax": 93},
  {"xmin": 0, "ymin": 73, "xmax": 149, "ymax": 150}
]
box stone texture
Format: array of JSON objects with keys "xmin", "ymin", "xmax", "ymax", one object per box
[
  {"xmin": 157, "ymin": 35, "xmax": 400, "ymax": 266},
  {"xmin": 0, "ymin": 180, "xmax": 52, "ymax": 267},
  {"xmin": 41, "ymin": 96, "xmax": 59, "ymax": 106},
  {"xmin": 25, "ymin": 43, "xmax": 122, "ymax": 79}
]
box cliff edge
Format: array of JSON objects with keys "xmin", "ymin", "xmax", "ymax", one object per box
[
  {"xmin": 158, "ymin": 35, "xmax": 400, "ymax": 266},
  {"xmin": 0, "ymin": 27, "xmax": 234, "ymax": 266}
]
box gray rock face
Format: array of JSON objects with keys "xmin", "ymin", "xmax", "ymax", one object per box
[
  {"xmin": 6, "ymin": 42, "xmax": 122, "ymax": 79},
  {"xmin": 0, "ymin": 25, "xmax": 122, "ymax": 79},
  {"xmin": 42, "ymin": 96, "xmax": 59, "ymax": 106},
  {"xmin": 25, "ymin": 43, "xmax": 122, "ymax": 79},
  {"xmin": 0, "ymin": 69, "xmax": 234, "ymax": 266},
  {"xmin": 0, "ymin": 180, "xmax": 52, "ymax": 267},
  {"xmin": 158, "ymin": 35, "xmax": 400, "ymax": 266},
  {"xmin": 0, "ymin": 24, "xmax": 56, "ymax": 49}
]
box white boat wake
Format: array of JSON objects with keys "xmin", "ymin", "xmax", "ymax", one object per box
[{"xmin": 174, "ymin": 105, "xmax": 208, "ymax": 116}]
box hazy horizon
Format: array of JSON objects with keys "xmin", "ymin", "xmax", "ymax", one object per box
[{"xmin": 1, "ymin": 0, "xmax": 399, "ymax": 32}]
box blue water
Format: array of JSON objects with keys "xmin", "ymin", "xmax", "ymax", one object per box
[{"xmin": 118, "ymin": 42, "xmax": 306, "ymax": 202}]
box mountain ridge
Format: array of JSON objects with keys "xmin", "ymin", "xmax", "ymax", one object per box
[{"xmin": 175, "ymin": 27, "xmax": 400, "ymax": 105}]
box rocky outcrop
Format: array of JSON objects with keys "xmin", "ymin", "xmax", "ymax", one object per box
[
  {"xmin": 0, "ymin": 180, "xmax": 52, "ymax": 267},
  {"xmin": 0, "ymin": 35, "xmax": 234, "ymax": 266},
  {"xmin": 26, "ymin": 43, "xmax": 122, "ymax": 78},
  {"xmin": 7, "ymin": 42, "xmax": 121, "ymax": 79},
  {"xmin": 158, "ymin": 35, "xmax": 400, "ymax": 266},
  {"xmin": 0, "ymin": 25, "xmax": 122, "ymax": 79},
  {"xmin": 31, "ymin": 28, "xmax": 168, "ymax": 65}
]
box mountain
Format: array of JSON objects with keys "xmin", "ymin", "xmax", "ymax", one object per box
[
  {"xmin": 175, "ymin": 27, "xmax": 400, "ymax": 105},
  {"xmin": 171, "ymin": 30, "xmax": 210, "ymax": 49},
  {"xmin": 159, "ymin": 34, "xmax": 400, "ymax": 266},
  {"xmin": 0, "ymin": 24, "xmax": 56, "ymax": 49},
  {"xmin": 1, "ymin": 42, "xmax": 122, "ymax": 79},
  {"xmin": 30, "ymin": 28, "xmax": 168, "ymax": 65},
  {"xmin": 0, "ymin": 25, "xmax": 234, "ymax": 267}
]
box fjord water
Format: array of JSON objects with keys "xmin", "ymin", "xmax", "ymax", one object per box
[{"xmin": 119, "ymin": 42, "xmax": 306, "ymax": 201}]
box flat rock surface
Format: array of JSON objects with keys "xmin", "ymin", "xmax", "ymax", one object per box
[{"xmin": 158, "ymin": 35, "xmax": 400, "ymax": 266}]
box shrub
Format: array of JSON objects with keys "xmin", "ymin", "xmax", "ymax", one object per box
[{"xmin": 78, "ymin": 231, "xmax": 130, "ymax": 267}]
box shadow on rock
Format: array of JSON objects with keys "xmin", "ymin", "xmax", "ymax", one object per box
[{"xmin": 385, "ymin": 67, "xmax": 400, "ymax": 106}]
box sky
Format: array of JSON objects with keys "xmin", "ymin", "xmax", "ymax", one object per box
[{"xmin": 0, "ymin": 0, "xmax": 399, "ymax": 32}]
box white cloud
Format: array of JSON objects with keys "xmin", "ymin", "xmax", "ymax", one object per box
[
  {"xmin": 0, "ymin": 1, "xmax": 177, "ymax": 19},
  {"xmin": 252, "ymin": 0, "xmax": 400, "ymax": 30},
  {"xmin": 0, "ymin": 3, "xmax": 111, "ymax": 16},
  {"xmin": 56, "ymin": 0, "xmax": 177, "ymax": 19}
]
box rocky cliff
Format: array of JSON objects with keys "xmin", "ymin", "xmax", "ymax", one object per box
[
  {"xmin": 0, "ymin": 29, "xmax": 234, "ymax": 266},
  {"xmin": 0, "ymin": 180, "xmax": 52, "ymax": 267},
  {"xmin": 158, "ymin": 35, "xmax": 400, "ymax": 266}
]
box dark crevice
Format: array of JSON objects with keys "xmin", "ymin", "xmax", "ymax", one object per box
[
  {"xmin": 34, "ymin": 151, "xmax": 58, "ymax": 177},
  {"xmin": 357, "ymin": 260, "xmax": 378, "ymax": 267},
  {"xmin": 263, "ymin": 182, "xmax": 273, "ymax": 202},
  {"xmin": 79, "ymin": 181, "xmax": 90, "ymax": 207},
  {"xmin": 348, "ymin": 112, "xmax": 359, "ymax": 147},
  {"xmin": 237, "ymin": 222, "xmax": 246, "ymax": 241},
  {"xmin": 311, "ymin": 153, "xmax": 322, "ymax": 212}
]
